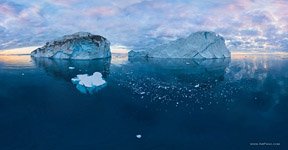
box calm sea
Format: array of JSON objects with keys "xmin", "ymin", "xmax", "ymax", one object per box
[{"xmin": 0, "ymin": 54, "xmax": 287, "ymax": 149}]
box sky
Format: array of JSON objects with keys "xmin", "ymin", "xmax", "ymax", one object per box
[{"xmin": 0, "ymin": 0, "xmax": 288, "ymax": 51}]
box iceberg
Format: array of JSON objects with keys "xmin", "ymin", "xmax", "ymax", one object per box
[
  {"xmin": 71, "ymin": 72, "xmax": 107, "ymax": 94},
  {"xmin": 31, "ymin": 32, "xmax": 111, "ymax": 60},
  {"xmin": 128, "ymin": 31, "xmax": 231, "ymax": 59}
]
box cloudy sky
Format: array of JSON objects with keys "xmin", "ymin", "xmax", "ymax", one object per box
[{"xmin": 0, "ymin": 0, "xmax": 287, "ymax": 51}]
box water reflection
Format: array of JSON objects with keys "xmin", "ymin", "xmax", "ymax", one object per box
[
  {"xmin": 0, "ymin": 55, "xmax": 33, "ymax": 68},
  {"xmin": 32, "ymin": 57, "xmax": 111, "ymax": 94},
  {"xmin": 112, "ymin": 55, "xmax": 288, "ymax": 114},
  {"xmin": 0, "ymin": 54, "xmax": 288, "ymax": 149},
  {"xmin": 29, "ymin": 54, "xmax": 288, "ymax": 113},
  {"xmin": 32, "ymin": 57, "xmax": 111, "ymax": 80},
  {"xmin": 225, "ymin": 55, "xmax": 288, "ymax": 112},
  {"xmin": 128, "ymin": 57, "xmax": 231, "ymax": 82},
  {"xmin": 112, "ymin": 57, "xmax": 231, "ymax": 110}
]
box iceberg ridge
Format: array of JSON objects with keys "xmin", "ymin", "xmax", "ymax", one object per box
[{"xmin": 128, "ymin": 31, "xmax": 231, "ymax": 59}]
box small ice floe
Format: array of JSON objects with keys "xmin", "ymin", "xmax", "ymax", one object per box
[
  {"xmin": 21, "ymin": 73, "xmax": 25, "ymax": 76},
  {"xmin": 140, "ymin": 92, "xmax": 145, "ymax": 95},
  {"xmin": 136, "ymin": 134, "xmax": 142, "ymax": 139},
  {"xmin": 186, "ymin": 62, "xmax": 190, "ymax": 65},
  {"xmin": 68, "ymin": 67, "xmax": 75, "ymax": 70},
  {"xmin": 71, "ymin": 72, "xmax": 106, "ymax": 94},
  {"xmin": 194, "ymin": 84, "xmax": 200, "ymax": 88}
]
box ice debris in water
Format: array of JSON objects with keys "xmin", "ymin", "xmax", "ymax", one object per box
[
  {"xmin": 136, "ymin": 134, "xmax": 142, "ymax": 139},
  {"xmin": 194, "ymin": 84, "xmax": 200, "ymax": 88},
  {"xmin": 69, "ymin": 67, "xmax": 75, "ymax": 70},
  {"xmin": 71, "ymin": 72, "xmax": 106, "ymax": 94}
]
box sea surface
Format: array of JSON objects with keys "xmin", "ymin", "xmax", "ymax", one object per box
[{"xmin": 0, "ymin": 53, "xmax": 287, "ymax": 150}]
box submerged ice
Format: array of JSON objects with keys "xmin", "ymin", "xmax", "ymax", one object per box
[{"xmin": 71, "ymin": 72, "xmax": 107, "ymax": 94}]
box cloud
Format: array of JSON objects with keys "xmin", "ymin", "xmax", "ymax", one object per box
[
  {"xmin": 0, "ymin": 0, "xmax": 287, "ymax": 51},
  {"xmin": 0, "ymin": 1, "xmax": 24, "ymax": 16},
  {"xmin": 240, "ymin": 29, "xmax": 260, "ymax": 36}
]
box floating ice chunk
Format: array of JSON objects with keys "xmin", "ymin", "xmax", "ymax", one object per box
[
  {"xmin": 71, "ymin": 72, "xmax": 106, "ymax": 94},
  {"xmin": 73, "ymin": 72, "xmax": 105, "ymax": 87},
  {"xmin": 68, "ymin": 67, "xmax": 75, "ymax": 70},
  {"xmin": 136, "ymin": 134, "xmax": 142, "ymax": 139},
  {"xmin": 194, "ymin": 84, "xmax": 200, "ymax": 88},
  {"xmin": 140, "ymin": 92, "xmax": 145, "ymax": 95}
]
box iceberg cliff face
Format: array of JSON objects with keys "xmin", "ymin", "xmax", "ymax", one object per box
[
  {"xmin": 128, "ymin": 31, "xmax": 231, "ymax": 59},
  {"xmin": 31, "ymin": 32, "xmax": 111, "ymax": 60}
]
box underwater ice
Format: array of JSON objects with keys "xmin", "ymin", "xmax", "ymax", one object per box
[{"xmin": 71, "ymin": 72, "xmax": 106, "ymax": 94}]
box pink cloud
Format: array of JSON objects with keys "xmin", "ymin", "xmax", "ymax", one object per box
[
  {"xmin": 85, "ymin": 6, "xmax": 119, "ymax": 17},
  {"xmin": 0, "ymin": 3, "xmax": 19, "ymax": 16},
  {"xmin": 48, "ymin": 0, "xmax": 81, "ymax": 7}
]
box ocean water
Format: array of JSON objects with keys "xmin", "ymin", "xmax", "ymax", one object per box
[{"xmin": 0, "ymin": 54, "xmax": 287, "ymax": 149}]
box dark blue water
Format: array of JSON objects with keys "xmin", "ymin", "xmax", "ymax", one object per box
[{"xmin": 0, "ymin": 54, "xmax": 287, "ymax": 150}]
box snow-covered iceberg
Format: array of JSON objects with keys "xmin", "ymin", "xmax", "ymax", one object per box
[
  {"xmin": 31, "ymin": 32, "xmax": 111, "ymax": 60},
  {"xmin": 71, "ymin": 72, "xmax": 107, "ymax": 94},
  {"xmin": 128, "ymin": 31, "xmax": 231, "ymax": 59}
]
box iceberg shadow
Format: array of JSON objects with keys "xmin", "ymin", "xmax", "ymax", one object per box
[
  {"xmin": 127, "ymin": 57, "xmax": 231, "ymax": 83},
  {"xmin": 32, "ymin": 57, "xmax": 111, "ymax": 82}
]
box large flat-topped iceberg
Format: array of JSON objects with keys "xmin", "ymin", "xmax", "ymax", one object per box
[
  {"xmin": 31, "ymin": 32, "xmax": 111, "ymax": 60},
  {"xmin": 129, "ymin": 31, "xmax": 231, "ymax": 59}
]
